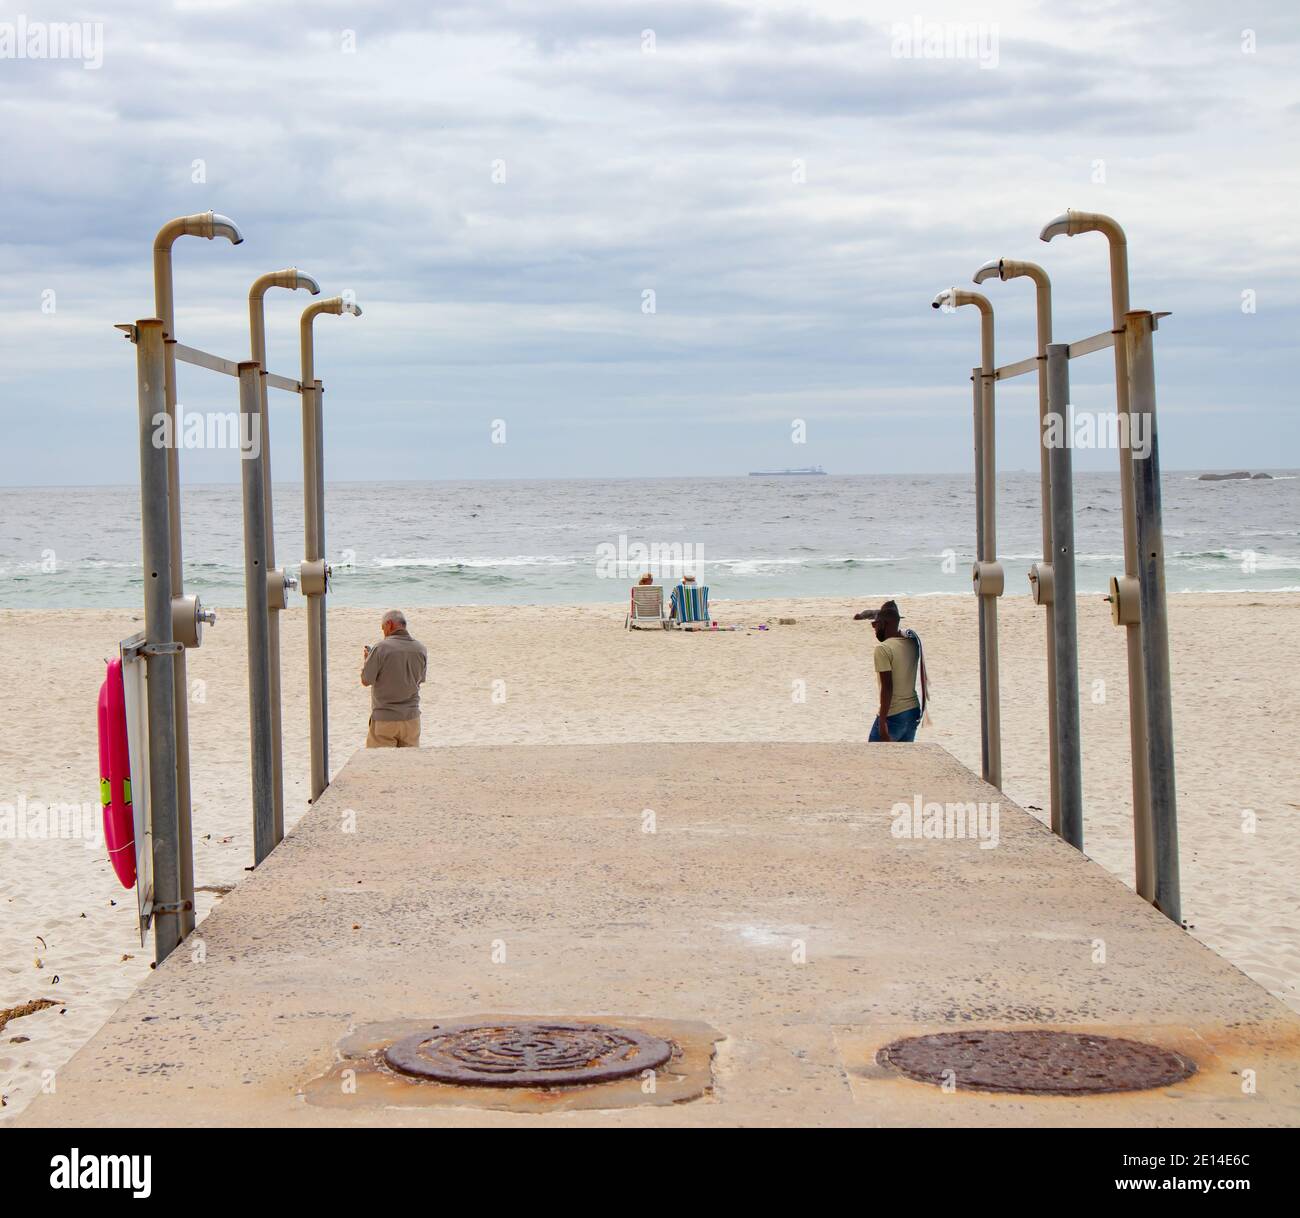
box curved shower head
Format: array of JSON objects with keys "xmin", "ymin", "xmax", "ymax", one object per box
[
  {"xmin": 1039, "ymin": 211, "xmax": 1073, "ymax": 242},
  {"xmin": 155, "ymin": 210, "xmax": 245, "ymax": 252},
  {"xmin": 303, "ymin": 295, "xmax": 363, "ymax": 324},
  {"xmin": 251, "ymin": 268, "xmax": 320, "ymax": 300},
  {"xmin": 208, "ymin": 212, "xmax": 244, "ymax": 245},
  {"xmin": 933, "ymin": 287, "xmax": 991, "ymax": 315}
]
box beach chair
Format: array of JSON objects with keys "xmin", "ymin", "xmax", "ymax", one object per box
[
  {"xmin": 626, "ymin": 584, "xmax": 667, "ymax": 630},
  {"xmin": 670, "ymin": 582, "xmax": 711, "ymax": 630}
]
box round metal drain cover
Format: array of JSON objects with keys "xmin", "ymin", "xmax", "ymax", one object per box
[
  {"xmin": 383, "ymin": 1020, "xmax": 674, "ymax": 1088},
  {"xmin": 877, "ymin": 1030, "xmax": 1196, "ymax": 1095}
]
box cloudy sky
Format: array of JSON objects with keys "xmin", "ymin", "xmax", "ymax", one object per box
[{"xmin": 2, "ymin": 0, "xmax": 1297, "ymax": 484}]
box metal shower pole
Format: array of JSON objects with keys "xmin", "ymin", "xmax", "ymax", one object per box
[
  {"xmin": 299, "ymin": 297, "xmax": 362, "ymax": 802},
  {"xmin": 970, "ymin": 364, "xmax": 988, "ymax": 780},
  {"xmin": 152, "ymin": 210, "xmax": 242, "ymax": 940},
  {"xmin": 1044, "ymin": 343, "xmax": 1084, "ymax": 849},
  {"xmin": 133, "ymin": 319, "xmax": 185, "ymax": 964},
  {"xmin": 1124, "ymin": 309, "xmax": 1180, "ymax": 924},
  {"xmin": 311, "ymin": 376, "xmax": 327, "ymax": 800},
  {"xmin": 933, "ymin": 288, "xmax": 1003, "ymax": 789},
  {"xmin": 237, "ymin": 362, "xmax": 277, "ymax": 863},
  {"xmin": 973, "ymin": 257, "xmax": 1066, "ymax": 834},
  {"xmin": 1040, "ymin": 209, "xmax": 1154, "ymax": 902},
  {"xmin": 248, "ymin": 269, "xmax": 319, "ymax": 842}
]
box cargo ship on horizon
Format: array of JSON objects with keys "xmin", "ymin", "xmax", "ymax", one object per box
[{"xmin": 748, "ymin": 465, "xmax": 828, "ymax": 476}]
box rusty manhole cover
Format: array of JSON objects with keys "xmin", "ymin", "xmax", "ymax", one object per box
[
  {"xmin": 876, "ymin": 1030, "xmax": 1196, "ymax": 1095},
  {"xmin": 383, "ymin": 1020, "xmax": 674, "ymax": 1088}
]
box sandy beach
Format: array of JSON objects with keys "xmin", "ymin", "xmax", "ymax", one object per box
[{"xmin": 2, "ymin": 591, "xmax": 1298, "ymax": 1121}]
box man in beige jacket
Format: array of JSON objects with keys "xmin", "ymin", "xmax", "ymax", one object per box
[{"xmin": 360, "ymin": 609, "xmax": 428, "ymax": 747}]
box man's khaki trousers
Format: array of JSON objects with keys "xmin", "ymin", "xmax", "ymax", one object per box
[{"xmin": 366, "ymin": 715, "xmax": 421, "ymax": 748}]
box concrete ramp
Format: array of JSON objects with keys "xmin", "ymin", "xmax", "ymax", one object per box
[{"xmin": 20, "ymin": 743, "xmax": 1300, "ymax": 1126}]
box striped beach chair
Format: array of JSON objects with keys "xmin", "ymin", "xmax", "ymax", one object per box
[
  {"xmin": 626, "ymin": 585, "xmax": 667, "ymax": 630},
  {"xmin": 670, "ymin": 581, "xmax": 711, "ymax": 630}
]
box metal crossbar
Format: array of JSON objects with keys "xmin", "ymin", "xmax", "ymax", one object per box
[
  {"xmin": 994, "ymin": 314, "xmax": 1170, "ymax": 381},
  {"xmin": 174, "ymin": 342, "xmax": 303, "ymax": 394}
]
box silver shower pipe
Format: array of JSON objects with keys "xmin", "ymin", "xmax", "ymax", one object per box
[
  {"xmin": 1041, "ymin": 208, "xmax": 1155, "ymax": 902},
  {"xmin": 932, "ymin": 287, "xmax": 1002, "ymax": 790},
  {"xmin": 151, "ymin": 210, "xmax": 243, "ymax": 943},
  {"xmin": 237, "ymin": 361, "xmax": 276, "ymax": 865},
  {"xmin": 248, "ymin": 268, "xmax": 319, "ymax": 845},
  {"xmin": 971, "ymin": 256, "xmax": 1081, "ymax": 842},
  {"xmin": 1123, "ymin": 309, "xmax": 1180, "ymax": 924},
  {"xmin": 132, "ymin": 318, "xmax": 184, "ymax": 964},
  {"xmin": 1044, "ymin": 342, "xmax": 1085, "ymax": 851},
  {"xmin": 299, "ymin": 296, "xmax": 363, "ymax": 802}
]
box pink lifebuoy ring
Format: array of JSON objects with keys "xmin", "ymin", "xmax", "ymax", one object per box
[{"xmin": 97, "ymin": 658, "xmax": 136, "ymax": 889}]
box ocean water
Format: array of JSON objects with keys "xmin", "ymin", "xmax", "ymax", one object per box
[{"xmin": 1, "ymin": 472, "xmax": 1297, "ymax": 609}]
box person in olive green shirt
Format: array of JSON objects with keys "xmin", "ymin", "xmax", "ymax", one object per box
[
  {"xmin": 360, "ymin": 609, "xmax": 427, "ymax": 748},
  {"xmin": 868, "ymin": 600, "xmax": 925, "ymax": 743}
]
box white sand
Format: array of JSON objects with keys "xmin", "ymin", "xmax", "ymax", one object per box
[{"xmin": 2, "ymin": 592, "xmax": 1298, "ymax": 1121}]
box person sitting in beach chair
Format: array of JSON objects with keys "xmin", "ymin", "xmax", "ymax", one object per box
[
  {"xmin": 668, "ymin": 573, "xmax": 711, "ymax": 629},
  {"xmin": 868, "ymin": 599, "xmax": 928, "ymax": 743},
  {"xmin": 626, "ymin": 575, "xmax": 667, "ymax": 630}
]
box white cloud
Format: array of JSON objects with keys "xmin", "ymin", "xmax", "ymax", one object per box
[{"xmin": 1, "ymin": 0, "xmax": 1298, "ymax": 482}]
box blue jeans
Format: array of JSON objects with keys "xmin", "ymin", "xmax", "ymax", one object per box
[{"xmin": 869, "ymin": 706, "xmax": 921, "ymax": 742}]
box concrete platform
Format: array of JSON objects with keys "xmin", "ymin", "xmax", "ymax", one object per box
[{"xmin": 20, "ymin": 743, "xmax": 1300, "ymax": 1126}]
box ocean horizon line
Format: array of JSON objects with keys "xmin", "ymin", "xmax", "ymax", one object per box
[{"xmin": 2, "ymin": 466, "xmax": 1298, "ymax": 492}]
